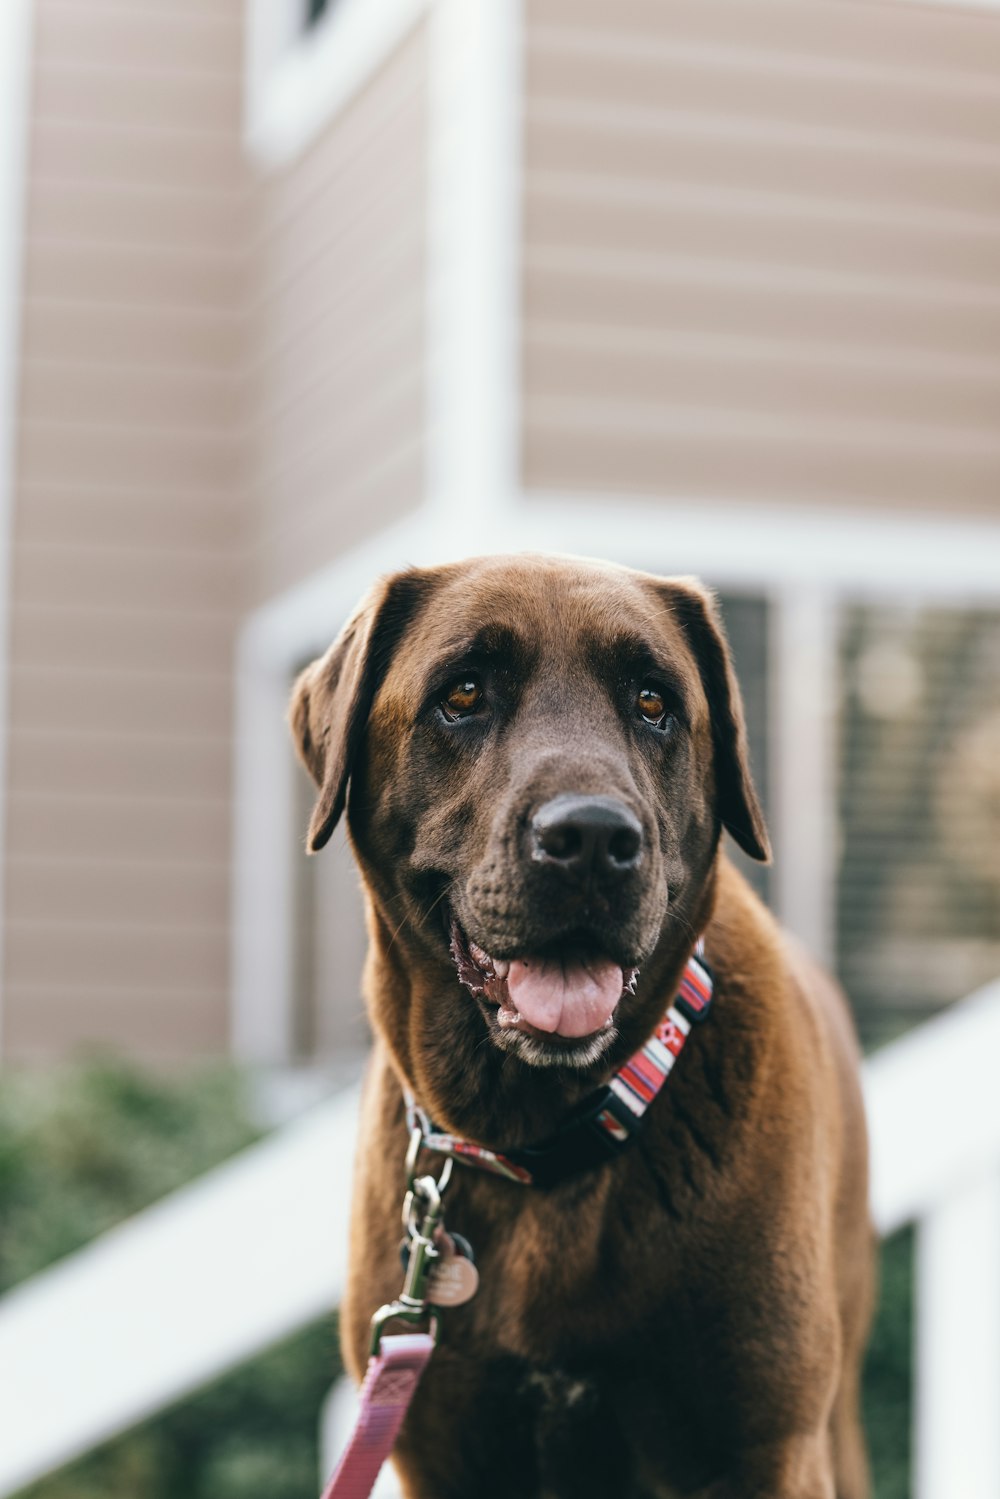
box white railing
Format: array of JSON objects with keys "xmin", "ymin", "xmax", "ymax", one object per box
[
  {"xmin": 1, "ymin": 979, "xmax": 999, "ymax": 1499},
  {"xmin": 864, "ymin": 978, "xmax": 1000, "ymax": 1499}
]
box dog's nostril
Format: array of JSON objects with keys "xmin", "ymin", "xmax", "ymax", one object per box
[
  {"xmin": 538, "ymin": 823, "xmax": 583, "ymax": 861},
  {"xmin": 608, "ymin": 825, "xmax": 642, "ymax": 866}
]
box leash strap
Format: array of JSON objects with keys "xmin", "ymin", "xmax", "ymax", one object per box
[
  {"xmin": 406, "ymin": 942, "xmax": 714, "ymax": 1189},
  {"xmin": 319, "ymin": 1333, "xmax": 433, "ymax": 1499}
]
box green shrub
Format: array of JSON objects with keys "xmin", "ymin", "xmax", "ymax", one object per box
[
  {"xmin": 18, "ymin": 1319, "xmax": 339, "ymax": 1499},
  {"xmin": 0, "ymin": 1059, "xmax": 258, "ymax": 1295},
  {"xmin": 1, "ymin": 1058, "xmax": 910, "ymax": 1497},
  {"xmin": 2, "ymin": 1060, "xmax": 340, "ymax": 1499},
  {"xmin": 864, "ymin": 1229, "xmax": 913, "ymax": 1499}
]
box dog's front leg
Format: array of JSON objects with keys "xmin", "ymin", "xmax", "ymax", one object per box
[
  {"xmin": 699, "ymin": 1433, "xmax": 837, "ymax": 1499},
  {"xmin": 386, "ymin": 1346, "xmax": 542, "ymax": 1499}
]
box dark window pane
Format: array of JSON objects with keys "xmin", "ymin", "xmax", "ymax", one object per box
[
  {"xmin": 292, "ymin": 746, "xmax": 370, "ymax": 1069},
  {"xmin": 837, "ymin": 605, "xmax": 1000, "ymax": 1047},
  {"xmin": 304, "ymin": 0, "xmax": 335, "ymax": 30},
  {"xmin": 716, "ymin": 592, "xmax": 771, "ymax": 905}
]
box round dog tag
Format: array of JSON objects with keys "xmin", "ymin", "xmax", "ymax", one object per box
[{"xmin": 427, "ymin": 1231, "xmax": 480, "ymax": 1307}]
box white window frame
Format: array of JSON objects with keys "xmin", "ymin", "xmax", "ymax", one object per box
[{"xmin": 244, "ymin": 0, "xmax": 432, "ymax": 168}]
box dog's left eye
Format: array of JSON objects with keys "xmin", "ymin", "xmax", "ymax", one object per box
[
  {"xmin": 441, "ymin": 676, "xmax": 485, "ymax": 721},
  {"xmin": 636, "ymin": 684, "xmax": 670, "ymax": 728}
]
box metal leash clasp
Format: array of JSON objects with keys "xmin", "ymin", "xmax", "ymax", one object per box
[{"xmin": 368, "ymin": 1127, "xmax": 454, "ymax": 1356}]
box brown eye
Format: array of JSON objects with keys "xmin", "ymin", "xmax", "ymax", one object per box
[
  {"xmin": 442, "ymin": 676, "xmax": 484, "ymax": 720},
  {"xmin": 637, "ymin": 684, "xmax": 667, "ymax": 725}
]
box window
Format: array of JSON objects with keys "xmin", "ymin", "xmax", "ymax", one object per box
[
  {"xmin": 837, "ymin": 605, "xmax": 1000, "ymax": 1046},
  {"xmin": 717, "ymin": 593, "xmax": 771, "ymax": 905},
  {"xmin": 292, "ymin": 758, "xmax": 371, "ymax": 1070}
]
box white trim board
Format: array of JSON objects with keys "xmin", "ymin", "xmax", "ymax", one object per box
[
  {"xmin": 0, "ymin": 0, "xmax": 34, "ymax": 1062},
  {"xmin": 244, "ymin": 0, "xmax": 431, "ymax": 168},
  {"xmin": 510, "ymin": 491, "xmax": 1000, "ymax": 603},
  {"xmin": 768, "ymin": 591, "xmax": 838, "ymax": 973},
  {"xmin": 425, "ymin": 0, "xmax": 522, "ymax": 529}
]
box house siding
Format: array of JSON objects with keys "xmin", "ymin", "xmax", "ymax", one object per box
[
  {"xmin": 242, "ymin": 22, "xmax": 428, "ymax": 607},
  {"xmin": 2, "ymin": 0, "xmax": 246, "ymax": 1061},
  {"xmin": 521, "ymin": 0, "xmax": 1000, "ymax": 514}
]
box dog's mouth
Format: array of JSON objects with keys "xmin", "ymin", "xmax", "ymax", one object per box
[{"xmin": 450, "ymin": 919, "xmax": 639, "ymax": 1063}]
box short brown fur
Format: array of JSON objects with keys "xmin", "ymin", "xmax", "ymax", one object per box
[{"xmin": 291, "ymin": 555, "xmax": 873, "ymax": 1499}]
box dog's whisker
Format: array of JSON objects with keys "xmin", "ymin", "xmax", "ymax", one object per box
[
  {"xmin": 663, "ymin": 905, "xmax": 699, "ymax": 947},
  {"xmin": 379, "ymin": 879, "xmax": 458, "ymax": 963},
  {"xmin": 381, "ymin": 909, "xmax": 414, "ymax": 959},
  {"xmin": 413, "ymin": 880, "xmax": 457, "ymax": 931}
]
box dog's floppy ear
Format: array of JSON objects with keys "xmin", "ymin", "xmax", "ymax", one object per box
[
  {"xmin": 289, "ymin": 570, "xmax": 427, "ymax": 853},
  {"xmin": 658, "ymin": 578, "xmax": 771, "ymax": 863}
]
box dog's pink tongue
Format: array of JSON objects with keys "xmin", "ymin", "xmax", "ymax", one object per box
[{"xmin": 505, "ymin": 957, "xmax": 623, "ymax": 1038}]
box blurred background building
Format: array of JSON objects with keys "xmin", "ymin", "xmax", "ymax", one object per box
[
  {"xmin": 1, "ymin": 0, "xmax": 997, "ymax": 1075},
  {"xmin": 0, "ymin": 2, "xmax": 999, "ymax": 1495}
]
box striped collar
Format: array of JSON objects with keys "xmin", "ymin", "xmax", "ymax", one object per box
[{"xmin": 404, "ymin": 941, "xmax": 714, "ymax": 1189}]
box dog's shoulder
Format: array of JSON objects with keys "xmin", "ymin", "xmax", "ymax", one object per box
[{"xmin": 703, "ymin": 853, "xmax": 867, "ymax": 1205}]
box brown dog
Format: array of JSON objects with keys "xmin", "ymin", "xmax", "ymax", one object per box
[{"xmin": 290, "ymin": 555, "xmax": 873, "ymax": 1499}]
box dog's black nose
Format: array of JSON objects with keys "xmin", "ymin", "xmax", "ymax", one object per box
[{"xmin": 531, "ymin": 794, "xmax": 643, "ymax": 878}]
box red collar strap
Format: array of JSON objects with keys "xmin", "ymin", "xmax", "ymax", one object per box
[{"xmin": 404, "ymin": 941, "xmax": 714, "ymax": 1189}]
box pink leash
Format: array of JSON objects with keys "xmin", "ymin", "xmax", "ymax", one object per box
[
  {"xmin": 321, "ymin": 1135, "xmax": 454, "ymax": 1499},
  {"xmin": 319, "ymin": 1333, "xmax": 434, "ymax": 1499}
]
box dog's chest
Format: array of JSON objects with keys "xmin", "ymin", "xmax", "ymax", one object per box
[
  {"xmin": 446, "ymin": 1355, "xmax": 695, "ymax": 1499},
  {"xmin": 448, "ymin": 1177, "xmax": 677, "ymax": 1363}
]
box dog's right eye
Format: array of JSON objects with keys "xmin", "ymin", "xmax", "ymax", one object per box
[{"xmin": 440, "ymin": 676, "xmax": 485, "ymax": 721}]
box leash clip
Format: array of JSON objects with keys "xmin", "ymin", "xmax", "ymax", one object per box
[{"xmin": 369, "ymin": 1129, "xmax": 453, "ymax": 1356}]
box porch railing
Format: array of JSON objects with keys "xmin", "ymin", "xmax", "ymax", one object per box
[{"xmin": 1, "ymin": 977, "xmax": 998, "ymax": 1499}]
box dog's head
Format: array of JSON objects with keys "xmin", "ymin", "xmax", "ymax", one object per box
[{"xmin": 290, "ymin": 556, "xmax": 767, "ymax": 1126}]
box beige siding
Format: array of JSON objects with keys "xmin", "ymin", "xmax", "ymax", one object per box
[
  {"xmin": 3, "ymin": 0, "xmax": 246, "ymax": 1062},
  {"xmin": 242, "ymin": 24, "xmax": 428, "ymax": 606},
  {"xmin": 522, "ymin": 0, "xmax": 1000, "ymax": 513}
]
